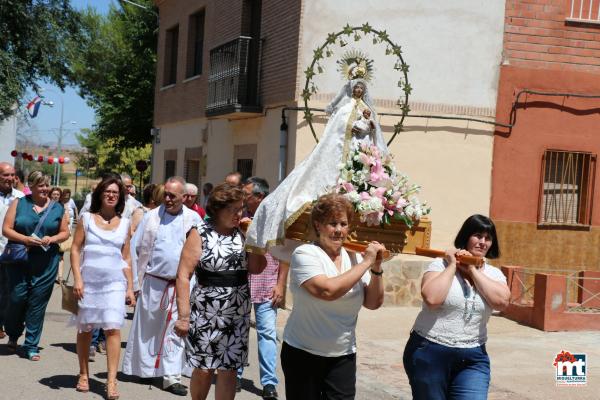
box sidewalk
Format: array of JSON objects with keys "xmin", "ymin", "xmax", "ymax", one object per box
[{"xmin": 348, "ymin": 307, "xmax": 600, "ymax": 400}]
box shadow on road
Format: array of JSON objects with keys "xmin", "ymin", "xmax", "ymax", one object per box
[
  {"xmin": 39, "ymin": 374, "xmax": 106, "ymax": 397},
  {"xmin": 239, "ymin": 377, "xmax": 262, "ymax": 396},
  {"xmin": 50, "ymin": 342, "xmax": 77, "ymax": 354}
]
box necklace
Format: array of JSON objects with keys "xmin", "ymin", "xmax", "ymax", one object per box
[
  {"xmin": 460, "ymin": 276, "xmax": 477, "ymax": 323},
  {"xmin": 98, "ymin": 213, "xmax": 114, "ymax": 224}
]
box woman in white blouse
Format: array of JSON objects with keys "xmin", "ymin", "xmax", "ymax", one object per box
[
  {"xmin": 403, "ymin": 214, "xmax": 510, "ymax": 400},
  {"xmin": 281, "ymin": 193, "xmax": 386, "ymax": 400}
]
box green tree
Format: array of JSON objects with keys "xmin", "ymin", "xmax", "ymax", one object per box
[
  {"xmin": 75, "ymin": 128, "xmax": 151, "ymax": 184},
  {"xmin": 69, "ymin": 1, "xmax": 157, "ymax": 147},
  {"xmin": 0, "ymin": 0, "xmax": 81, "ymax": 119}
]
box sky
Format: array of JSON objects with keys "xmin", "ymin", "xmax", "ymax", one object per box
[{"xmin": 20, "ymin": 1, "xmax": 118, "ymax": 149}]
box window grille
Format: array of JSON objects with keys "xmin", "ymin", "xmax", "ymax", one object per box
[
  {"xmin": 206, "ymin": 36, "xmax": 262, "ymax": 116},
  {"xmin": 567, "ymin": 0, "xmax": 600, "ymax": 24},
  {"xmin": 184, "ymin": 159, "xmax": 201, "ymax": 188},
  {"xmin": 165, "ymin": 160, "xmax": 176, "ymax": 180},
  {"xmin": 237, "ymin": 159, "xmax": 253, "ymax": 181},
  {"xmin": 538, "ymin": 150, "xmax": 596, "ymax": 226}
]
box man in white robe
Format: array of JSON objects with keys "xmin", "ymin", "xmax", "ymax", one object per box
[{"xmin": 122, "ymin": 176, "xmax": 201, "ymax": 395}]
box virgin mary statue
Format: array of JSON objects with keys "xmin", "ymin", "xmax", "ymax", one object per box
[{"xmin": 246, "ymin": 68, "xmax": 388, "ymax": 258}]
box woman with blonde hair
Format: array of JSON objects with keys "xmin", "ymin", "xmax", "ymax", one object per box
[{"xmin": 2, "ymin": 171, "xmax": 69, "ymax": 360}]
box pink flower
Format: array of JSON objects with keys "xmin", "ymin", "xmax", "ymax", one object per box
[
  {"xmin": 371, "ymin": 187, "xmax": 387, "ymax": 199},
  {"xmin": 396, "ymin": 198, "xmax": 408, "ymax": 210},
  {"xmin": 360, "ymin": 192, "xmax": 371, "ymax": 201},
  {"xmin": 369, "ymin": 160, "xmax": 389, "ymax": 186},
  {"xmin": 365, "ymin": 211, "xmax": 383, "ymax": 226},
  {"xmin": 342, "ymin": 182, "xmax": 356, "ymax": 193},
  {"xmin": 359, "ymin": 152, "xmax": 372, "ymax": 166}
]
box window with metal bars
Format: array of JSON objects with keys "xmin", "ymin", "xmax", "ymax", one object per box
[
  {"xmin": 237, "ymin": 159, "xmax": 253, "ymax": 181},
  {"xmin": 165, "ymin": 160, "xmax": 176, "ymax": 180},
  {"xmin": 184, "ymin": 159, "xmax": 201, "ymax": 188},
  {"xmin": 538, "ymin": 150, "xmax": 596, "ymax": 226}
]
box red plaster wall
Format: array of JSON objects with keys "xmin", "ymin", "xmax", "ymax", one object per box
[{"xmin": 491, "ymin": 65, "xmax": 600, "ymax": 224}]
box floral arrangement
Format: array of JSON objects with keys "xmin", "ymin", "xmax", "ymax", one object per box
[{"xmin": 336, "ymin": 143, "xmax": 430, "ymax": 227}]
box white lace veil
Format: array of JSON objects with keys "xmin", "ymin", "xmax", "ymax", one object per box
[{"xmin": 325, "ymin": 79, "xmax": 388, "ymax": 153}]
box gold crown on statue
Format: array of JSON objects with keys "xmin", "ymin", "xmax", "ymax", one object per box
[{"xmin": 338, "ymin": 50, "xmax": 374, "ymax": 81}]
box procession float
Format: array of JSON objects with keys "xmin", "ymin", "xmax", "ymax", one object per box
[{"xmin": 246, "ymin": 24, "xmax": 442, "ymax": 262}]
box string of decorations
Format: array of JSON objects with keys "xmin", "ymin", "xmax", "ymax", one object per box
[{"xmin": 10, "ymin": 150, "xmax": 71, "ymax": 164}]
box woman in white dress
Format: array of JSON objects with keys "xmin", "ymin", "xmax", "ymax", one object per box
[
  {"xmin": 70, "ymin": 176, "xmax": 136, "ymax": 399},
  {"xmin": 245, "ymin": 77, "xmax": 388, "ymax": 259}
]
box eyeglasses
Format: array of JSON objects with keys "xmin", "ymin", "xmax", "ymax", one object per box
[
  {"xmin": 164, "ymin": 192, "xmax": 180, "ymax": 199},
  {"xmin": 103, "ymin": 190, "xmax": 120, "ymax": 197},
  {"xmin": 225, "ymin": 205, "xmax": 244, "ymax": 214}
]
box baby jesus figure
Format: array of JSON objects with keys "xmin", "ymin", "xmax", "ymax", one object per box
[
  {"xmin": 351, "ymin": 108, "xmax": 376, "ymax": 147},
  {"xmin": 353, "ymin": 108, "xmax": 375, "ymax": 135}
]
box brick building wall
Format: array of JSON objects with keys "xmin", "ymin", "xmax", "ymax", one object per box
[
  {"xmin": 153, "ymin": 0, "xmax": 301, "ymax": 126},
  {"xmin": 504, "ymin": 0, "xmax": 600, "ymax": 73},
  {"xmin": 491, "ymin": 0, "xmax": 600, "ymax": 270},
  {"xmin": 259, "ymin": 0, "xmax": 301, "ymax": 105}
]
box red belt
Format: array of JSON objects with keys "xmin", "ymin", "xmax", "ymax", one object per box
[{"xmin": 144, "ymin": 273, "xmax": 176, "ymax": 369}]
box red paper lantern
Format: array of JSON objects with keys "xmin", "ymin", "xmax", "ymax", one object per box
[
  {"xmin": 47, "ymin": 156, "xmax": 54, "ymax": 165},
  {"xmin": 11, "ymin": 150, "xmax": 18, "ymax": 157},
  {"xmin": 37, "ymin": 155, "xmax": 44, "ymax": 162},
  {"xmin": 22, "ymin": 152, "xmax": 28, "ymax": 159},
  {"xmin": 28, "ymin": 154, "xmax": 34, "ymax": 161},
  {"xmin": 58, "ymin": 156, "xmax": 64, "ymax": 164}
]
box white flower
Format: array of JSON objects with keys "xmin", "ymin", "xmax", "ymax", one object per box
[
  {"xmin": 367, "ymin": 197, "xmax": 383, "ymax": 211},
  {"xmin": 346, "ymin": 192, "xmax": 361, "ymax": 203}
]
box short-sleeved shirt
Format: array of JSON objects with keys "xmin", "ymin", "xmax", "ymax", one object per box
[
  {"xmin": 0, "ymin": 188, "xmax": 25, "ymax": 252},
  {"xmin": 283, "ymin": 243, "xmax": 370, "ymax": 357},
  {"xmin": 249, "ymin": 253, "xmax": 279, "ymax": 303},
  {"xmin": 412, "ymin": 258, "xmax": 507, "ymax": 348}
]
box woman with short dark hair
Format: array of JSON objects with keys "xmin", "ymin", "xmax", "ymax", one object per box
[
  {"xmin": 49, "ymin": 187, "xmax": 63, "ymax": 202},
  {"xmin": 281, "ymin": 193, "xmax": 386, "ymax": 400},
  {"xmin": 174, "ymin": 183, "xmax": 267, "ymax": 399},
  {"xmin": 403, "ymin": 214, "xmax": 510, "ymax": 400}
]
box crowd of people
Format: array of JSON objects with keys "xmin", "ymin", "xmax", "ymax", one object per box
[{"xmin": 0, "ymin": 159, "xmax": 510, "ymax": 400}]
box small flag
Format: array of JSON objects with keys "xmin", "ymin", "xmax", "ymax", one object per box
[{"xmin": 26, "ymin": 96, "xmax": 42, "ymax": 118}]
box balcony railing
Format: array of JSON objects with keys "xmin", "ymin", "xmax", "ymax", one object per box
[
  {"xmin": 206, "ymin": 36, "xmax": 262, "ymax": 117},
  {"xmin": 567, "ymin": 0, "xmax": 600, "ymax": 24}
]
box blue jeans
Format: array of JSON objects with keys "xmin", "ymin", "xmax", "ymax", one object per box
[
  {"xmin": 91, "ymin": 328, "xmax": 105, "ymax": 347},
  {"xmin": 238, "ymin": 301, "xmax": 279, "ymax": 387},
  {"xmin": 403, "ymin": 331, "xmax": 490, "ymax": 400}
]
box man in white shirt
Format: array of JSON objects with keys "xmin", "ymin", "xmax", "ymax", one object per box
[
  {"xmin": 80, "ymin": 172, "xmax": 141, "ymax": 219},
  {"xmin": 0, "ymin": 162, "xmax": 25, "ymax": 339},
  {"xmin": 121, "ymin": 173, "xmax": 142, "ymax": 218},
  {"xmin": 122, "ymin": 176, "xmax": 201, "ymax": 396}
]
